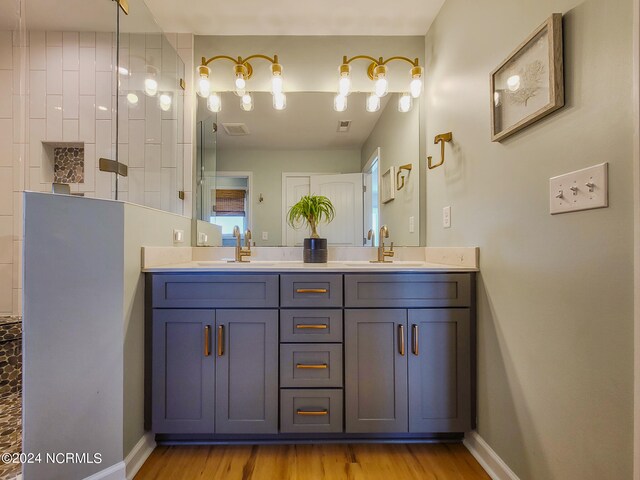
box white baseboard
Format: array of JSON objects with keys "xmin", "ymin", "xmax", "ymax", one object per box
[
  {"xmin": 83, "ymin": 461, "xmax": 126, "ymax": 480},
  {"xmin": 464, "ymin": 431, "xmax": 520, "ymax": 480},
  {"xmin": 125, "ymin": 432, "xmax": 156, "ymax": 480}
]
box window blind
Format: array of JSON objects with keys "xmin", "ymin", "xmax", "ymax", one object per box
[{"xmin": 213, "ymin": 189, "xmax": 246, "ymax": 216}]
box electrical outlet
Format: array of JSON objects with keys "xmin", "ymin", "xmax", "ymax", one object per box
[
  {"xmin": 443, "ymin": 206, "xmax": 451, "ymax": 228},
  {"xmin": 173, "ymin": 229, "xmax": 184, "ymax": 243},
  {"xmin": 409, "ymin": 216, "xmax": 415, "ymax": 233},
  {"xmin": 262, "ymin": 231, "xmax": 268, "ymax": 240}
]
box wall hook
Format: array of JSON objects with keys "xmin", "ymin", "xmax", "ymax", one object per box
[
  {"xmin": 427, "ymin": 132, "xmax": 453, "ymax": 169},
  {"xmin": 396, "ymin": 164, "xmax": 413, "ymax": 190}
]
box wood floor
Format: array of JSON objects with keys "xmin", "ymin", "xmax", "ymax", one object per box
[{"xmin": 135, "ymin": 443, "xmax": 490, "ymax": 480}]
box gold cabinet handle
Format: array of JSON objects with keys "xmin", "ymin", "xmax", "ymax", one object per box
[
  {"xmin": 412, "ymin": 324, "xmax": 418, "ymax": 356},
  {"xmin": 296, "ymin": 409, "xmax": 328, "ymax": 416},
  {"xmin": 217, "ymin": 325, "xmax": 224, "ymax": 356},
  {"xmin": 296, "ymin": 324, "xmax": 328, "ymax": 330},
  {"xmin": 296, "ymin": 363, "xmax": 328, "ymax": 369},
  {"xmin": 296, "ymin": 288, "xmax": 328, "ymax": 294},
  {"xmin": 204, "ymin": 325, "xmax": 211, "ymax": 357},
  {"xmin": 398, "ymin": 324, "xmax": 405, "ymax": 356}
]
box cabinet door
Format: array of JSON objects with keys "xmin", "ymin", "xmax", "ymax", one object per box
[
  {"xmin": 152, "ymin": 310, "xmax": 215, "ymax": 433},
  {"xmin": 215, "ymin": 310, "xmax": 278, "ymax": 434},
  {"xmin": 345, "ymin": 309, "xmax": 408, "ymax": 433},
  {"xmin": 408, "ymin": 309, "xmax": 470, "ymax": 432}
]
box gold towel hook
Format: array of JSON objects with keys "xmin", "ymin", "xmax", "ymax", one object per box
[
  {"xmin": 396, "ymin": 164, "xmax": 413, "ymax": 190},
  {"xmin": 427, "ymin": 132, "xmax": 453, "ymax": 169}
]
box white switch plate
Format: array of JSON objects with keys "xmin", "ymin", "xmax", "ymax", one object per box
[
  {"xmin": 173, "ymin": 229, "xmax": 184, "ymax": 243},
  {"xmin": 443, "ymin": 206, "xmax": 451, "ymax": 228},
  {"xmin": 409, "ymin": 216, "xmax": 415, "ymax": 233},
  {"xmin": 262, "ymin": 231, "xmax": 268, "ymax": 240},
  {"xmin": 549, "ymin": 162, "xmax": 608, "ymax": 215}
]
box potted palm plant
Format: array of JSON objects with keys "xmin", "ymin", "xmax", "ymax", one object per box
[{"xmin": 287, "ymin": 194, "xmax": 335, "ymax": 263}]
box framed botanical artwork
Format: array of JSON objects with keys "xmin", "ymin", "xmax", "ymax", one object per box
[
  {"xmin": 381, "ymin": 166, "xmax": 395, "ymax": 204},
  {"xmin": 490, "ymin": 13, "xmax": 564, "ymax": 142}
]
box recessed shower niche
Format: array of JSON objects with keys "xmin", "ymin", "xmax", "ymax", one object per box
[{"xmin": 41, "ymin": 142, "xmax": 85, "ymax": 186}]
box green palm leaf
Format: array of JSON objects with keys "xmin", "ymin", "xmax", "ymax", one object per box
[{"xmin": 287, "ymin": 194, "xmax": 336, "ymax": 238}]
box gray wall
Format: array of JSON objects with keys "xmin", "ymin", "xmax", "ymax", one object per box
[
  {"xmin": 361, "ymin": 95, "xmax": 421, "ymax": 246},
  {"xmin": 424, "ymin": 1, "xmax": 634, "ymax": 479},
  {"xmin": 217, "ymin": 148, "xmax": 361, "ymax": 245}
]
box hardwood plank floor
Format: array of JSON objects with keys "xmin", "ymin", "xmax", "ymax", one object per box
[{"xmin": 135, "ymin": 443, "xmax": 490, "ymax": 480}]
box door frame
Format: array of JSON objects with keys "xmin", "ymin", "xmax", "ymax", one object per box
[
  {"xmin": 362, "ymin": 147, "xmax": 382, "ymax": 244},
  {"xmin": 633, "ymin": 0, "xmax": 640, "ymax": 476}
]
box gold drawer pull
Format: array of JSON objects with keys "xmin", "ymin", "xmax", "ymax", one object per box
[
  {"xmin": 296, "ymin": 324, "xmax": 328, "ymax": 330},
  {"xmin": 217, "ymin": 325, "xmax": 224, "ymax": 356},
  {"xmin": 297, "ymin": 409, "xmax": 328, "ymax": 416},
  {"xmin": 296, "ymin": 363, "xmax": 328, "ymax": 369},
  {"xmin": 412, "ymin": 324, "xmax": 419, "ymax": 356},
  {"xmin": 296, "ymin": 288, "xmax": 328, "ymax": 294},
  {"xmin": 398, "ymin": 324, "xmax": 405, "ymax": 356},
  {"xmin": 204, "ymin": 325, "xmax": 211, "ymax": 356}
]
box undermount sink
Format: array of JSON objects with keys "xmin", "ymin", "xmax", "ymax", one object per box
[
  {"xmin": 341, "ymin": 262, "xmax": 425, "ymax": 267},
  {"xmin": 196, "ymin": 261, "xmax": 276, "ymax": 267}
]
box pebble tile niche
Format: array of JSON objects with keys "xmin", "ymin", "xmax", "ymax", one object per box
[
  {"xmin": 0, "ymin": 316, "xmax": 21, "ymax": 480},
  {"xmin": 53, "ymin": 147, "xmax": 84, "ymax": 184}
]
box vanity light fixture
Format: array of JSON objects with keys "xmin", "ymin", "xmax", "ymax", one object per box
[
  {"xmin": 197, "ymin": 54, "xmax": 285, "ymax": 112},
  {"xmin": 334, "ymin": 94, "xmax": 347, "ymax": 112},
  {"xmin": 159, "ymin": 93, "xmax": 172, "ymax": 112},
  {"xmin": 144, "ymin": 77, "xmax": 158, "ymax": 97},
  {"xmin": 336, "ymin": 55, "xmax": 423, "ymax": 112}
]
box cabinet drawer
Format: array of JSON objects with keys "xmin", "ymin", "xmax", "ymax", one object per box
[
  {"xmin": 345, "ymin": 273, "xmax": 471, "ymax": 308},
  {"xmin": 280, "ymin": 389, "xmax": 343, "ymax": 433},
  {"xmin": 280, "ymin": 274, "xmax": 343, "ymax": 308},
  {"xmin": 280, "ymin": 310, "xmax": 343, "ymax": 343},
  {"xmin": 280, "ymin": 344, "xmax": 343, "ymax": 388},
  {"xmin": 152, "ymin": 274, "xmax": 279, "ymax": 308}
]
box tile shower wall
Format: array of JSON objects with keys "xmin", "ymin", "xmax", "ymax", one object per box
[{"xmin": 0, "ymin": 31, "xmax": 194, "ymax": 315}]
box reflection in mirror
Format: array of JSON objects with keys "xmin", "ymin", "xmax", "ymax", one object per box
[{"xmin": 197, "ymin": 91, "xmax": 420, "ymax": 247}]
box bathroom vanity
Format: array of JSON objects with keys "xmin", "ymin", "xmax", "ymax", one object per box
[{"xmin": 145, "ymin": 260, "xmax": 476, "ymax": 442}]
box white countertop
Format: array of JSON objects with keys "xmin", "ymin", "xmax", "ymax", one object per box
[{"xmin": 143, "ymin": 260, "xmax": 478, "ymax": 273}]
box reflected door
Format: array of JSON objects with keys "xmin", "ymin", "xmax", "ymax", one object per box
[{"xmin": 284, "ymin": 175, "xmax": 311, "ymax": 246}]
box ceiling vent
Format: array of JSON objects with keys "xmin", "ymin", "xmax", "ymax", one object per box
[
  {"xmin": 222, "ymin": 123, "xmax": 250, "ymax": 136},
  {"xmin": 337, "ymin": 120, "xmax": 352, "ymax": 133}
]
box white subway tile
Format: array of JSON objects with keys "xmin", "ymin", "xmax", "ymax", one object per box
[
  {"xmin": 46, "ymin": 95, "xmax": 63, "ymax": 141},
  {"xmin": 12, "ymin": 193, "xmax": 22, "ymax": 240},
  {"xmin": 161, "ymin": 167, "xmax": 177, "ymax": 213},
  {"xmin": 145, "ymin": 48, "xmax": 161, "ymax": 73},
  {"xmin": 62, "ymin": 32, "xmax": 79, "ymax": 70},
  {"xmin": 176, "ymin": 93, "xmax": 184, "ymax": 144},
  {"xmin": 176, "ymin": 143, "xmax": 184, "ymax": 191},
  {"xmin": 0, "ymin": 118, "xmax": 12, "ymax": 167},
  {"xmin": 118, "ymin": 33, "xmax": 129, "ymax": 49},
  {"xmin": 80, "ymin": 143, "xmax": 95, "ymax": 192},
  {"xmin": 145, "ymin": 33, "xmax": 161, "ymax": 49},
  {"xmin": 0, "ymin": 70, "xmax": 11, "ymax": 119},
  {"xmin": 127, "ymin": 74, "xmax": 145, "ymax": 119},
  {"xmin": 79, "ymin": 96, "xmax": 95, "ymax": 143},
  {"xmin": 28, "ymin": 70, "xmax": 46, "ymax": 118},
  {"xmin": 144, "ymin": 144, "xmax": 161, "ymax": 191},
  {"xmin": 46, "ymin": 46, "xmax": 62, "ymax": 94},
  {"xmin": 12, "ymin": 30, "xmax": 27, "ymax": 48},
  {"xmin": 128, "ymin": 167, "xmax": 144, "ymax": 205},
  {"xmin": 12, "ymin": 144, "xmax": 26, "ymax": 191},
  {"xmin": 177, "ymin": 33, "xmax": 192, "ymax": 50},
  {"xmin": 46, "ymin": 31, "xmax": 62, "ymax": 47},
  {"xmin": 95, "ymin": 32, "xmax": 113, "ymax": 72},
  {"xmin": 0, "ymin": 168, "xmax": 13, "ymax": 215},
  {"xmin": 96, "ymin": 119, "xmax": 112, "ymax": 160},
  {"xmin": 0, "ymin": 31, "xmax": 12, "ymax": 70},
  {"xmin": 28, "ymin": 118, "xmax": 45, "ymax": 167},
  {"xmin": 12, "ymin": 288, "xmax": 21, "ymax": 317},
  {"xmin": 95, "ymin": 71, "xmax": 112, "ymax": 119},
  {"xmin": 12, "ymin": 240, "xmax": 21, "ymax": 288},
  {"xmin": 13, "ymin": 46, "xmax": 27, "ymax": 93},
  {"xmin": 164, "ymin": 33, "xmax": 177, "ymax": 51},
  {"xmin": 129, "ymin": 34, "xmax": 145, "ymax": 72},
  {"xmin": 145, "ymin": 95, "xmax": 161, "ymax": 143},
  {"xmin": 28, "ymin": 167, "xmax": 41, "ymax": 190},
  {"xmin": 62, "ymin": 70, "xmax": 79, "ymax": 119},
  {"xmin": 117, "ymin": 95, "xmax": 128, "ymax": 143},
  {"xmin": 79, "ymin": 32, "xmax": 95, "ymax": 48},
  {"xmin": 95, "ymin": 169, "xmax": 112, "ymax": 200},
  {"xmin": 182, "ymin": 191, "xmax": 191, "ymax": 218},
  {"xmin": 29, "ymin": 31, "xmax": 46, "ymax": 70},
  {"xmin": 63, "ymin": 119, "xmax": 78, "ymax": 141},
  {"xmin": 144, "ymin": 191, "xmax": 161, "ymax": 210},
  {"xmin": 0, "ymin": 216, "xmax": 12, "ymax": 264},
  {"xmin": 128, "ymin": 120, "xmax": 145, "ymax": 167},
  {"xmin": 79, "ymin": 47, "xmax": 96, "ymax": 95},
  {"xmin": 12, "ymin": 95, "xmax": 25, "ymax": 144},
  {"xmin": 0, "ymin": 264, "xmax": 13, "ymax": 313},
  {"xmin": 183, "ymin": 143, "xmax": 193, "ymax": 191},
  {"xmin": 161, "ymin": 119, "xmax": 177, "ymax": 168}
]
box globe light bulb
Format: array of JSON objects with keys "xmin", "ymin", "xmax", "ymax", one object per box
[
  {"xmin": 196, "ymin": 65, "xmax": 211, "ymax": 98},
  {"xmin": 207, "ymin": 93, "xmax": 221, "ymax": 113},
  {"xmin": 235, "ymin": 75, "xmax": 246, "ymax": 96},
  {"xmin": 507, "ymin": 75, "xmax": 521, "ymax": 92},
  {"xmin": 271, "ymin": 74, "xmax": 283, "ymax": 95},
  {"xmin": 410, "ymin": 77, "xmax": 422, "ymax": 98},
  {"xmin": 273, "ymin": 92, "xmax": 286, "ymax": 111},
  {"xmin": 339, "ymin": 75, "xmax": 351, "ymax": 97},
  {"xmin": 398, "ymin": 93, "xmax": 412, "ymax": 113},
  {"xmin": 334, "ymin": 94, "xmax": 347, "ymax": 112},
  {"xmin": 366, "ymin": 93, "xmax": 380, "ymax": 113},
  {"xmin": 144, "ymin": 78, "xmax": 158, "ymax": 97},
  {"xmin": 159, "ymin": 93, "xmax": 172, "ymax": 112},
  {"xmin": 240, "ymin": 92, "xmax": 253, "ymax": 112},
  {"xmin": 374, "ymin": 76, "xmax": 388, "ymax": 98},
  {"xmin": 126, "ymin": 93, "xmax": 138, "ymax": 105}
]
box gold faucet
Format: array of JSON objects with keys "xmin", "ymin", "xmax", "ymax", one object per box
[
  {"xmin": 371, "ymin": 225, "xmax": 394, "ymax": 263},
  {"xmin": 367, "ymin": 228, "xmax": 375, "ymax": 247},
  {"xmin": 231, "ymin": 226, "xmax": 251, "ymax": 262}
]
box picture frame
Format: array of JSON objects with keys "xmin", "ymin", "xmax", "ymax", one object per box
[
  {"xmin": 381, "ymin": 166, "xmax": 395, "ymax": 204},
  {"xmin": 490, "ymin": 13, "xmax": 564, "ymax": 142}
]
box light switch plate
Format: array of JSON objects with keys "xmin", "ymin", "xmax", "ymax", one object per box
[
  {"xmin": 443, "ymin": 206, "xmax": 451, "ymax": 228},
  {"xmin": 549, "ymin": 162, "xmax": 608, "ymax": 215},
  {"xmin": 409, "ymin": 216, "xmax": 415, "ymax": 233},
  {"xmin": 262, "ymin": 231, "xmax": 268, "ymax": 240},
  {"xmin": 173, "ymin": 229, "xmax": 184, "ymax": 243}
]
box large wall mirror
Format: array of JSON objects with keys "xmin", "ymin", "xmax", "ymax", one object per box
[{"xmin": 196, "ymin": 90, "xmax": 421, "ymax": 247}]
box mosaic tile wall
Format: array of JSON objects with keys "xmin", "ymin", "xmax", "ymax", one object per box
[
  {"xmin": 53, "ymin": 147, "xmax": 84, "ymax": 184},
  {"xmin": 0, "ymin": 316, "xmax": 21, "ymax": 480}
]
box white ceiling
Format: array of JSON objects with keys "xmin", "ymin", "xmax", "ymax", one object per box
[
  {"xmin": 144, "ymin": 0, "xmax": 446, "ymax": 35},
  {"xmin": 202, "ymin": 92, "xmax": 393, "ymax": 150}
]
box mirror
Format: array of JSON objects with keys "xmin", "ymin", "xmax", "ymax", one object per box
[{"xmin": 196, "ymin": 91, "xmax": 421, "ymax": 247}]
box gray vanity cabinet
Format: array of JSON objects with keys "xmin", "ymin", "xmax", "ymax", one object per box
[
  {"xmin": 408, "ymin": 309, "xmax": 471, "ymax": 433},
  {"xmin": 152, "ymin": 310, "xmax": 215, "ymax": 434},
  {"xmin": 344, "ymin": 309, "xmax": 408, "ymax": 433},
  {"xmin": 215, "ymin": 309, "xmax": 279, "ymax": 434}
]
